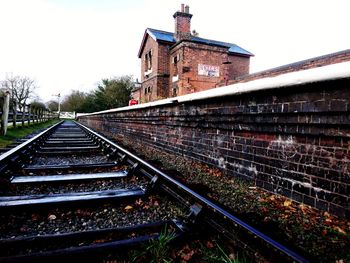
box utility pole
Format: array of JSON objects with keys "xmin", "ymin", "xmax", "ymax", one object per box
[{"xmin": 52, "ymin": 93, "xmax": 61, "ymax": 118}]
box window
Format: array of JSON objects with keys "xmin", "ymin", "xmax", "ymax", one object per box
[
  {"xmin": 172, "ymin": 84, "xmax": 178, "ymax": 97},
  {"xmin": 148, "ymin": 50, "xmax": 152, "ymax": 70},
  {"xmin": 172, "ymin": 54, "xmax": 180, "ymax": 64},
  {"xmin": 144, "ymin": 50, "xmax": 152, "ymax": 71},
  {"xmin": 145, "ymin": 86, "xmax": 152, "ymax": 95},
  {"xmin": 172, "ymin": 53, "xmax": 180, "ymax": 77},
  {"xmin": 144, "ymin": 53, "xmax": 148, "ymax": 70}
]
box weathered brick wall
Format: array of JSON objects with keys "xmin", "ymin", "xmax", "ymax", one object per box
[
  {"xmin": 174, "ymin": 12, "xmax": 192, "ymax": 41},
  {"xmin": 158, "ymin": 43, "xmax": 171, "ymax": 75},
  {"xmin": 140, "ymin": 36, "xmax": 157, "ymax": 83},
  {"xmin": 79, "ymin": 77, "xmax": 350, "ymax": 218},
  {"xmin": 227, "ymin": 55, "xmax": 250, "ymax": 78},
  {"xmin": 226, "ymin": 49, "xmax": 350, "ymax": 85},
  {"xmin": 170, "ymin": 41, "xmax": 250, "ymax": 96},
  {"xmin": 139, "ymin": 38, "xmax": 171, "ymax": 102}
]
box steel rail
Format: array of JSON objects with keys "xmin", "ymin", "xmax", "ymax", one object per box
[
  {"xmin": 76, "ymin": 121, "xmax": 309, "ymax": 263},
  {"xmin": 0, "ymin": 121, "xmax": 185, "ymax": 262},
  {"xmin": 0, "ymin": 121, "xmax": 63, "ymax": 163}
]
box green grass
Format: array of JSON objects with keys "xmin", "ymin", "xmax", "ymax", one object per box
[
  {"xmin": 201, "ymin": 241, "xmax": 249, "ymax": 263},
  {"xmin": 132, "ymin": 225, "xmax": 176, "ymax": 263},
  {"xmin": 0, "ymin": 119, "xmax": 60, "ymax": 148}
]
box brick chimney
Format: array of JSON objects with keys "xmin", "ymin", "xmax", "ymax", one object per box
[{"xmin": 173, "ymin": 4, "xmax": 192, "ymax": 41}]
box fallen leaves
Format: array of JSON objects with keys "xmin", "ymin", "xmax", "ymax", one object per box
[
  {"xmin": 115, "ymin": 137, "xmax": 350, "ymax": 262},
  {"xmin": 322, "ymin": 229, "xmax": 328, "ymax": 236},
  {"xmin": 333, "ymin": 226, "xmax": 346, "ymax": 235},
  {"xmin": 283, "ymin": 200, "xmax": 292, "ymax": 207},
  {"xmin": 176, "ymin": 244, "xmax": 197, "ymax": 262},
  {"xmin": 268, "ymin": 195, "xmax": 276, "ymax": 201},
  {"xmin": 135, "ymin": 198, "xmax": 143, "ymax": 206},
  {"xmin": 299, "ymin": 204, "xmax": 310, "ymax": 214},
  {"xmin": 48, "ymin": 214, "xmax": 56, "ymax": 220},
  {"xmin": 132, "ymin": 197, "xmax": 161, "ymax": 210},
  {"xmin": 75, "ymin": 209, "xmax": 91, "ymax": 217},
  {"xmin": 31, "ymin": 213, "xmax": 40, "ymax": 221},
  {"xmin": 124, "ymin": 205, "xmax": 133, "ymax": 211},
  {"xmin": 206, "ymin": 240, "xmax": 214, "ymax": 248}
]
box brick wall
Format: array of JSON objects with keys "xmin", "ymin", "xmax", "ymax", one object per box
[
  {"xmin": 140, "ymin": 36, "xmax": 157, "ymax": 83},
  {"xmin": 174, "ymin": 11, "xmax": 192, "ymax": 41},
  {"xmin": 170, "ymin": 41, "xmax": 250, "ymax": 96},
  {"xmin": 227, "ymin": 55, "xmax": 250, "ymax": 79},
  {"xmin": 158, "ymin": 43, "xmax": 171, "ymax": 75},
  {"xmin": 227, "ymin": 49, "xmax": 350, "ymax": 85},
  {"xmin": 79, "ymin": 77, "xmax": 350, "ymax": 218},
  {"xmin": 139, "ymin": 37, "xmax": 171, "ymax": 102}
]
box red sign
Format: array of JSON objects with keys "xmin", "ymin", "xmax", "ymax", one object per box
[{"xmin": 129, "ymin": 99, "xmax": 138, "ymax": 106}]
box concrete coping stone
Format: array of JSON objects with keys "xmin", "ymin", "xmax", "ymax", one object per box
[{"xmin": 77, "ymin": 61, "xmax": 350, "ymax": 117}]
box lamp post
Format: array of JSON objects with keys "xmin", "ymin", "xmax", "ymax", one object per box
[{"xmin": 52, "ymin": 93, "xmax": 61, "ymax": 118}]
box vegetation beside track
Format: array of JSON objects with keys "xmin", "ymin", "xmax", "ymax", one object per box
[
  {"xmin": 98, "ymin": 131, "xmax": 350, "ymax": 263},
  {"xmin": 0, "ymin": 119, "xmax": 60, "ymax": 148},
  {"xmin": 104, "ymin": 230, "xmax": 249, "ymax": 263}
]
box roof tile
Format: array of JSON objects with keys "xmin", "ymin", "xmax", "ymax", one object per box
[{"xmin": 147, "ymin": 28, "xmax": 253, "ymax": 56}]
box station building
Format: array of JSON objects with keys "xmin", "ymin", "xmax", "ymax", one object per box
[{"xmin": 132, "ymin": 4, "xmax": 253, "ymax": 103}]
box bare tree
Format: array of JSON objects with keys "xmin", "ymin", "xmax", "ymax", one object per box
[{"xmin": 2, "ymin": 75, "xmax": 36, "ymax": 127}]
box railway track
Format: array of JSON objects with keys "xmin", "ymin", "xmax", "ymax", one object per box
[{"xmin": 0, "ymin": 120, "xmax": 309, "ymax": 262}]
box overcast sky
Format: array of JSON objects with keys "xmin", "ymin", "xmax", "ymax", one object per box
[{"xmin": 0, "ymin": 0, "xmax": 349, "ymax": 102}]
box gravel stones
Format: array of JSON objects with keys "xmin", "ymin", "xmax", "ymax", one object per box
[
  {"xmin": 8, "ymin": 177, "xmax": 149, "ymax": 196},
  {"xmin": 0, "ymin": 195, "xmax": 185, "ymax": 239},
  {"xmin": 31, "ymin": 155, "xmax": 109, "ymax": 166},
  {"xmin": 48, "ymin": 214, "xmax": 56, "ymax": 220}
]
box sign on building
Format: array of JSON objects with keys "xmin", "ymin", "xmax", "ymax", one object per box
[{"xmin": 198, "ymin": 64, "xmax": 220, "ymax": 77}]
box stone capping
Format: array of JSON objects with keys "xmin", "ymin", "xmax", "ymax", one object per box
[{"xmin": 77, "ymin": 61, "xmax": 350, "ymax": 117}]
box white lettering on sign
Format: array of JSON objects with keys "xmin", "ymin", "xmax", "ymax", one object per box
[{"xmin": 198, "ymin": 64, "xmax": 220, "ymax": 77}]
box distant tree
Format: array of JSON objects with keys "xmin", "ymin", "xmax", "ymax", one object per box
[
  {"xmin": 46, "ymin": 100, "xmax": 59, "ymax": 112},
  {"xmin": 83, "ymin": 76, "xmax": 133, "ymax": 113},
  {"xmin": 31, "ymin": 101, "xmax": 46, "ymax": 110},
  {"xmin": 59, "ymin": 75, "xmax": 134, "ymax": 114},
  {"xmin": 30, "ymin": 101, "xmax": 46, "ymax": 123},
  {"xmin": 96, "ymin": 75, "xmax": 134, "ymax": 109},
  {"xmin": 1, "ymin": 75, "xmax": 37, "ymax": 128},
  {"xmin": 60, "ymin": 90, "xmax": 88, "ymax": 112}
]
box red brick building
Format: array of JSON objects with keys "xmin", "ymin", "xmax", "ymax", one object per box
[{"xmin": 133, "ymin": 4, "xmax": 253, "ymax": 103}]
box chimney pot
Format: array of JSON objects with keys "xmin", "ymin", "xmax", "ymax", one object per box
[
  {"xmin": 181, "ymin": 4, "xmax": 184, "ymax": 12},
  {"xmin": 185, "ymin": 5, "xmax": 189, "ymax": 13}
]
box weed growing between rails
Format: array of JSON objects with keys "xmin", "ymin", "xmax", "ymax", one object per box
[
  {"xmin": 132, "ymin": 225, "xmax": 176, "ymax": 262},
  {"xmin": 104, "ymin": 227, "xmax": 250, "ymax": 263}
]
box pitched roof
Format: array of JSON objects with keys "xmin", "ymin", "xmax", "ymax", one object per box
[{"xmin": 138, "ymin": 28, "xmax": 253, "ymax": 58}]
